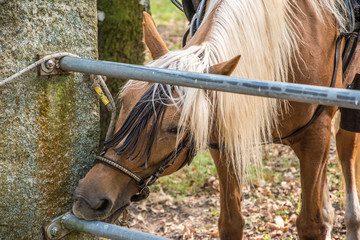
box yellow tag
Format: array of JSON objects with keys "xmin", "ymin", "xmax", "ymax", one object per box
[
  {"xmin": 94, "ymin": 87, "xmax": 110, "ymax": 106},
  {"xmin": 100, "ymin": 95, "xmax": 110, "ymax": 106},
  {"xmin": 94, "ymin": 87, "xmax": 103, "ymax": 96}
]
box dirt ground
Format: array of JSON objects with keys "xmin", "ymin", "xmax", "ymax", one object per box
[{"xmin": 124, "ymin": 141, "xmax": 346, "ymax": 240}]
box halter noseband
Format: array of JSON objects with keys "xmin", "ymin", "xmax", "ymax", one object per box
[
  {"xmin": 95, "ymin": 155, "xmax": 150, "ymax": 201},
  {"xmin": 96, "ymin": 134, "xmax": 196, "ymax": 202}
]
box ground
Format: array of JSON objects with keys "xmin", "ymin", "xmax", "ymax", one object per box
[
  {"xmin": 122, "ymin": 1, "xmax": 347, "ymax": 239},
  {"xmin": 126, "ymin": 143, "xmax": 346, "ymax": 240}
]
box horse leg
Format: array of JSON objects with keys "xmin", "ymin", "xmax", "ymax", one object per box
[
  {"xmin": 356, "ymin": 147, "xmax": 360, "ymax": 201},
  {"xmin": 322, "ymin": 180, "xmax": 335, "ymax": 240},
  {"xmin": 336, "ymin": 128, "xmax": 360, "ymax": 239},
  {"xmin": 290, "ymin": 114, "xmax": 333, "ymax": 240},
  {"xmin": 209, "ymin": 148, "xmax": 244, "ymax": 240}
]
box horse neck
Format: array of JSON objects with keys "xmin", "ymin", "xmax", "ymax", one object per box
[
  {"xmin": 288, "ymin": 0, "xmax": 342, "ymax": 86},
  {"xmin": 148, "ymin": 0, "xmax": 347, "ymax": 183},
  {"xmin": 162, "ymin": 0, "xmax": 299, "ymax": 182},
  {"xmin": 186, "ymin": 0, "xmax": 297, "ymax": 83}
]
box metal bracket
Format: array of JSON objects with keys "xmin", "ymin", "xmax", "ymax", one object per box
[
  {"xmin": 37, "ymin": 54, "xmax": 72, "ymax": 76},
  {"xmin": 42, "ymin": 212, "xmax": 73, "ymax": 239}
]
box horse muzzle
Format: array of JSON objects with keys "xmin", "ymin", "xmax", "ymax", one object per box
[{"xmin": 72, "ymin": 191, "xmax": 130, "ymax": 222}]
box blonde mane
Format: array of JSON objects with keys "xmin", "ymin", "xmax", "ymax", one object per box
[{"xmin": 126, "ymin": 0, "xmax": 348, "ymax": 181}]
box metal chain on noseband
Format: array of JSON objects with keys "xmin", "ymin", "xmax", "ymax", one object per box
[{"xmin": 95, "ymin": 156, "xmax": 144, "ymax": 183}]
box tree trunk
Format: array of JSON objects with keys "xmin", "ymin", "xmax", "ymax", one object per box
[
  {"xmin": 0, "ymin": 1, "xmax": 99, "ymax": 239},
  {"xmin": 97, "ymin": 0, "xmax": 149, "ymax": 142}
]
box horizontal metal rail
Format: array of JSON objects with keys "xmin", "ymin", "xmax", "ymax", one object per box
[
  {"xmin": 60, "ymin": 57, "xmax": 360, "ymax": 110},
  {"xmin": 61, "ymin": 213, "xmax": 169, "ymax": 240}
]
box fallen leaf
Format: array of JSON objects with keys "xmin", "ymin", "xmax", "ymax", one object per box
[{"xmin": 274, "ymin": 216, "xmax": 285, "ymax": 228}]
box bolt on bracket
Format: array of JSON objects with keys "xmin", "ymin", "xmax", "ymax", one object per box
[
  {"xmin": 37, "ymin": 54, "xmax": 72, "ymax": 76},
  {"xmin": 42, "ymin": 212, "xmax": 73, "ymax": 239}
]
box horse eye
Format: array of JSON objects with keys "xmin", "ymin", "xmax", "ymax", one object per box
[{"xmin": 167, "ymin": 127, "xmax": 178, "ymax": 134}]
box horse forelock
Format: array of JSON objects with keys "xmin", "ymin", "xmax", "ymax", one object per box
[{"xmin": 104, "ymin": 84, "xmax": 173, "ymax": 167}]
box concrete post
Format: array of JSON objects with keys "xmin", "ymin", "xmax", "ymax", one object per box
[{"xmin": 0, "ymin": 1, "xmax": 99, "ymax": 239}]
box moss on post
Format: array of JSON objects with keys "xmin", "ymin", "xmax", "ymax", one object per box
[
  {"xmin": 97, "ymin": 0, "xmax": 148, "ymax": 141},
  {"xmin": 98, "ymin": 0, "xmax": 147, "ymax": 63}
]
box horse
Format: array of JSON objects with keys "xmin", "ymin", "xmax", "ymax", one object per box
[{"xmin": 72, "ymin": 1, "xmax": 360, "ymax": 239}]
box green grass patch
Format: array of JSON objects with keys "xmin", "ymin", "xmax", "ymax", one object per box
[
  {"xmin": 263, "ymin": 234, "xmax": 271, "ymax": 240},
  {"xmin": 275, "ymin": 210, "xmax": 290, "ymax": 216},
  {"xmin": 150, "ymin": 0, "xmax": 187, "ymax": 25},
  {"xmin": 150, "ymin": 151, "xmax": 217, "ymax": 200}
]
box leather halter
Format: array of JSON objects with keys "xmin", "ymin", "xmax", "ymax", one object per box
[
  {"xmin": 96, "ymin": 155, "xmax": 151, "ymax": 201},
  {"xmin": 181, "ymin": 0, "xmax": 208, "ymax": 46},
  {"xmin": 96, "ymin": 134, "xmax": 196, "ymax": 202},
  {"xmin": 170, "ymin": 0, "xmax": 184, "ymax": 12}
]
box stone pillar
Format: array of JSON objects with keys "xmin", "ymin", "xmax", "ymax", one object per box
[{"xmin": 0, "ymin": 1, "xmax": 99, "ymax": 239}]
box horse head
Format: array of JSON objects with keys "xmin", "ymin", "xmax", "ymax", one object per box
[{"xmin": 72, "ymin": 12, "xmax": 240, "ymax": 223}]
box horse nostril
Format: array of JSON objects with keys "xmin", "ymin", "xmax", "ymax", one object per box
[
  {"xmin": 73, "ymin": 192, "xmax": 113, "ymax": 213},
  {"xmin": 94, "ymin": 198, "xmax": 112, "ymax": 212}
]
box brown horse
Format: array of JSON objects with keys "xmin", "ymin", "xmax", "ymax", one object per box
[{"xmin": 73, "ymin": 1, "xmax": 360, "ymax": 239}]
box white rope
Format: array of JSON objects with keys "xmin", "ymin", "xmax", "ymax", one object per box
[
  {"xmin": 0, "ymin": 52, "xmax": 118, "ymax": 141},
  {"xmin": 0, "ymin": 52, "xmax": 79, "ymax": 87}
]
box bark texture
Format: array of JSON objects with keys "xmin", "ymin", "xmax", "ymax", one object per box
[
  {"xmin": 97, "ymin": 0, "xmax": 148, "ymax": 141},
  {"xmin": 0, "ymin": 1, "xmax": 99, "ymax": 239}
]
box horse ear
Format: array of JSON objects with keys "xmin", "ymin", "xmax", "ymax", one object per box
[
  {"xmin": 209, "ymin": 55, "xmax": 241, "ymax": 76},
  {"xmin": 143, "ymin": 12, "xmax": 169, "ymax": 60}
]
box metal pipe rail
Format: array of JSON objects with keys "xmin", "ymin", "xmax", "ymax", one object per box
[
  {"xmin": 46, "ymin": 212, "xmax": 169, "ymax": 240},
  {"xmin": 60, "ymin": 57, "xmax": 360, "ymax": 110}
]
